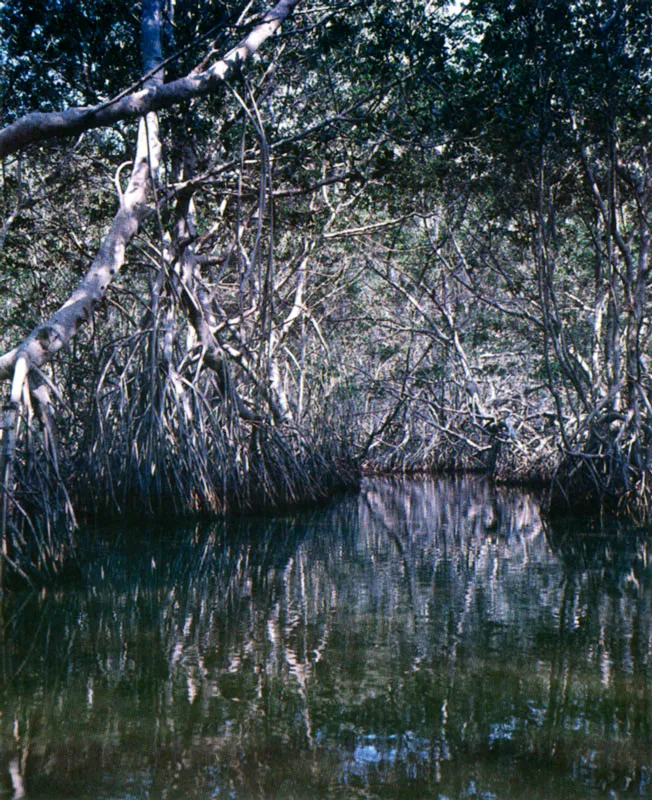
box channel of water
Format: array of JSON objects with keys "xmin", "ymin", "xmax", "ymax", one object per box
[{"xmin": 0, "ymin": 476, "xmax": 650, "ymax": 798}]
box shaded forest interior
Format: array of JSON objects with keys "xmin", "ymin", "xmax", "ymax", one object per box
[{"xmin": 1, "ymin": 0, "xmax": 652, "ymax": 583}]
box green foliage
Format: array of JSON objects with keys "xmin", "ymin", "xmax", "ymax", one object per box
[
  {"xmin": 2, "ymin": 0, "xmax": 652, "ymax": 533},
  {"xmin": 0, "ymin": 0, "xmax": 140, "ymax": 116}
]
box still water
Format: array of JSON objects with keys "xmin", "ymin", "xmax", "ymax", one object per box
[{"xmin": 0, "ymin": 477, "xmax": 650, "ymax": 799}]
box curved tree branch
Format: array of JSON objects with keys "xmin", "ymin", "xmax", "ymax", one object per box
[
  {"xmin": 0, "ymin": 0, "xmax": 302, "ymax": 160},
  {"xmin": 0, "ymin": 0, "xmax": 302, "ymax": 381}
]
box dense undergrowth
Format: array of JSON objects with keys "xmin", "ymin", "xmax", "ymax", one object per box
[{"xmin": 4, "ymin": 0, "xmax": 652, "ymax": 588}]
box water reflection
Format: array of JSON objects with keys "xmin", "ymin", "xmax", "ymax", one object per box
[{"xmin": 0, "ymin": 477, "xmax": 650, "ymax": 799}]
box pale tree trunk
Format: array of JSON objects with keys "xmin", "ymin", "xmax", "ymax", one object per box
[
  {"xmin": 0, "ymin": 0, "xmax": 302, "ymax": 160},
  {"xmin": 0, "ymin": 0, "xmax": 302, "ymax": 382},
  {"xmin": 0, "ymin": 354, "xmax": 28, "ymax": 585},
  {"xmin": 546, "ymin": 88, "xmax": 652, "ymax": 517},
  {"xmin": 266, "ymin": 241, "xmax": 312, "ymax": 424},
  {"xmin": 0, "ymin": 0, "xmax": 317, "ymax": 582},
  {"xmin": 0, "ymin": 0, "xmax": 165, "ymax": 573},
  {"xmin": 0, "ymin": 116, "xmax": 161, "ymax": 382},
  {"xmin": 172, "ymin": 170, "xmax": 260, "ymax": 422}
]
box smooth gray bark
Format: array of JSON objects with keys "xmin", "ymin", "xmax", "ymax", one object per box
[
  {"xmin": 0, "ymin": 0, "xmax": 301, "ymax": 160},
  {"xmin": 0, "ymin": 0, "xmax": 302, "ymax": 381}
]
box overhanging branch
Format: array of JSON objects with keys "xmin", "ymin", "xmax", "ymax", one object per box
[
  {"xmin": 0, "ymin": 0, "xmax": 302, "ymax": 381},
  {"xmin": 0, "ymin": 0, "xmax": 302, "ymax": 160}
]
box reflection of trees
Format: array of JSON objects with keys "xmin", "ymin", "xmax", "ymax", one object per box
[
  {"xmin": 543, "ymin": 518, "xmax": 652, "ymax": 791},
  {"xmin": 0, "ymin": 479, "xmax": 650, "ymax": 799}
]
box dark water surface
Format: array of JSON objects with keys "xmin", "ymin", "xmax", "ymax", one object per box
[{"xmin": 0, "ymin": 477, "xmax": 650, "ymax": 799}]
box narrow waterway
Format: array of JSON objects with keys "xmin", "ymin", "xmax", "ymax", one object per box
[{"xmin": 0, "ymin": 477, "xmax": 650, "ymax": 799}]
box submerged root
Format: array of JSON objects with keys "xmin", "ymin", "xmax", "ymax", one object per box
[
  {"xmin": 548, "ymin": 413, "xmax": 652, "ymax": 521},
  {"xmin": 76, "ymin": 330, "xmax": 359, "ymax": 520},
  {"xmin": 1, "ymin": 433, "xmax": 78, "ymax": 589},
  {"xmin": 1, "ymin": 307, "xmax": 360, "ymax": 586}
]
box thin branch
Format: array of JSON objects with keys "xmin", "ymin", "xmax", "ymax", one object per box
[{"xmin": 0, "ymin": 0, "xmax": 303, "ymax": 160}]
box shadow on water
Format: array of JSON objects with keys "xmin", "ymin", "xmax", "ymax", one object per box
[{"xmin": 0, "ymin": 476, "xmax": 650, "ymax": 799}]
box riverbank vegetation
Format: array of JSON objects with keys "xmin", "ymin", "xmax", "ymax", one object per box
[{"xmin": 1, "ymin": 0, "xmax": 651, "ymax": 583}]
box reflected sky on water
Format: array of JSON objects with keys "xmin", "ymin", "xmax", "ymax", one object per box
[{"xmin": 0, "ymin": 476, "xmax": 650, "ymax": 799}]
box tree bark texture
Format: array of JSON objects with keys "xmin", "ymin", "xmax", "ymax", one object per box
[
  {"xmin": 0, "ymin": 0, "xmax": 302, "ymax": 160},
  {"xmin": 0, "ymin": 0, "xmax": 302, "ymax": 382}
]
